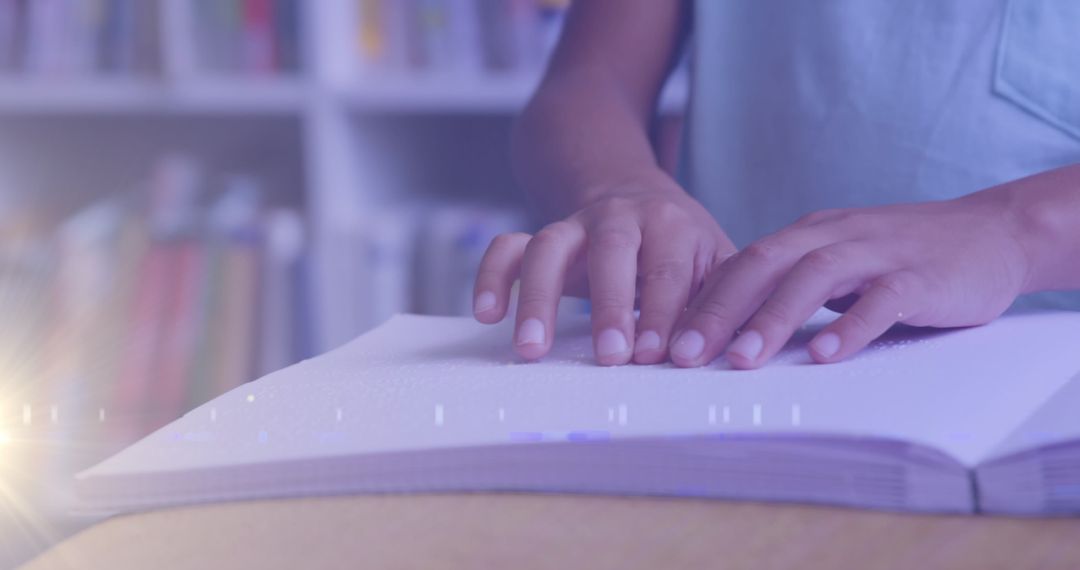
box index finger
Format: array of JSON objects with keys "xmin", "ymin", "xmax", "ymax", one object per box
[{"xmin": 514, "ymin": 221, "xmax": 587, "ymax": 360}]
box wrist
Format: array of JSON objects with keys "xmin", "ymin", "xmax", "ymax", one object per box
[
  {"xmin": 1000, "ymin": 164, "xmax": 1080, "ymax": 294},
  {"xmin": 576, "ymin": 167, "xmax": 687, "ymax": 208}
]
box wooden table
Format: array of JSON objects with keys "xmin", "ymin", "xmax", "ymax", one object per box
[{"xmin": 22, "ymin": 494, "xmax": 1080, "ymax": 569}]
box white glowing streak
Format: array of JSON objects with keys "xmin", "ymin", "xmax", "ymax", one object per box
[
  {"xmin": 753, "ymin": 404, "xmax": 763, "ymax": 426},
  {"xmin": 617, "ymin": 404, "xmax": 628, "ymax": 426},
  {"xmin": 791, "ymin": 404, "xmax": 802, "ymax": 426},
  {"xmin": 434, "ymin": 404, "xmax": 444, "ymax": 426},
  {"xmin": 708, "ymin": 405, "xmax": 717, "ymax": 425}
]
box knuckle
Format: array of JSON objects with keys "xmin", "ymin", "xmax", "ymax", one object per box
[
  {"xmin": 874, "ymin": 273, "xmax": 917, "ymax": 301},
  {"xmin": 800, "ymin": 248, "xmax": 844, "ymax": 274},
  {"xmin": 740, "ymin": 240, "xmax": 786, "ymax": 265},
  {"xmin": 533, "ymin": 221, "xmax": 576, "ymax": 245},
  {"xmin": 590, "ymin": 292, "xmax": 631, "ymax": 312},
  {"xmin": 474, "ymin": 268, "xmax": 505, "ymax": 283},
  {"xmin": 817, "ymin": 208, "xmax": 848, "ymax": 223},
  {"xmin": 695, "ymin": 299, "xmax": 738, "ymax": 328},
  {"xmin": 517, "ymin": 289, "xmax": 553, "ymax": 308},
  {"xmin": 494, "ymin": 231, "xmax": 522, "ymax": 247},
  {"xmin": 591, "ymin": 196, "xmax": 634, "ymax": 217},
  {"xmin": 490, "ymin": 232, "xmax": 526, "ymax": 250},
  {"xmin": 641, "ymin": 259, "xmax": 687, "ymax": 285},
  {"xmin": 794, "ymin": 209, "xmax": 833, "ymax": 226},
  {"xmin": 836, "ymin": 210, "xmax": 876, "ymax": 231},
  {"xmin": 756, "ymin": 300, "xmax": 795, "ymax": 327},
  {"xmin": 842, "ymin": 309, "xmax": 875, "ymax": 334},
  {"xmin": 590, "ymin": 227, "xmax": 640, "ymax": 251},
  {"xmin": 649, "ymin": 201, "xmax": 690, "ymax": 225}
]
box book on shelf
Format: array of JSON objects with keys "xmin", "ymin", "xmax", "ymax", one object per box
[
  {"xmin": 18, "ymin": 154, "xmax": 313, "ymax": 455},
  {"xmin": 0, "ymin": 0, "xmax": 160, "ymax": 77},
  {"xmin": 164, "ymin": 0, "xmax": 304, "ymax": 79},
  {"xmin": 0, "ymin": 0, "xmax": 304, "ymax": 79},
  {"xmin": 354, "ymin": 0, "xmax": 569, "ymax": 77},
  {"xmin": 76, "ymin": 306, "xmax": 1080, "ymax": 516},
  {"xmin": 316, "ymin": 202, "xmax": 528, "ymax": 352}
]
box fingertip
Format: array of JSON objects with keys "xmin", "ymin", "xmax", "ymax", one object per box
[
  {"xmin": 514, "ymin": 342, "xmax": 549, "ymax": 361},
  {"xmin": 724, "ymin": 352, "xmax": 760, "ymax": 370},
  {"xmin": 514, "ymin": 317, "xmax": 549, "ymax": 360},
  {"xmin": 472, "ymin": 290, "xmax": 505, "ymax": 324},
  {"xmin": 474, "ymin": 312, "xmax": 502, "ymax": 324},
  {"xmin": 596, "ymin": 353, "xmax": 632, "ymax": 366},
  {"xmin": 668, "ymin": 329, "xmax": 707, "ymax": 368},
  {"xmin": 808, "ymin": 331, "xmax": 842, "ymax": 364},
  {"xmin": 725, "ymin": 330, "xmax": 765, "ymax": 370},
  {"xmin": 631, "ymin": 330, "xmax": 666, "ymax": 365},
  {"xmin": 594, "ymin": 328, "xmax": 632, "ymax": 366}
]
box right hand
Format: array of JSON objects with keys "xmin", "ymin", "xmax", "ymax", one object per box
[{"xmin": 472, "ymin": 176, "xmax": 735, "ymax": 365}]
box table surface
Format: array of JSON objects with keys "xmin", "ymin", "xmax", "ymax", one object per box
[{"xmin": 22, "ymin": 494, "xmax": 1080, "ymax": 570}]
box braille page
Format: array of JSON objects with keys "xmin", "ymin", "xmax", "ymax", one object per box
[
  {"xmin": 79, "ymin": 309, "xmax": 1080, "ymax": 484},
  {"xmin": 979, "ymin": 371, "xmax": 1080, "ymax": 463}
]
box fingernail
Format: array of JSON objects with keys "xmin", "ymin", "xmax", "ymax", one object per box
[
  {"xmin": 671, "ymin": 330, "xmax": 705, "ymax": 361},
  {"xmin": 473, "ymin": 291, "xmax": 496, "ymax": 314},
  {"xmin": 634, "ymin": 330, "xmax": 662, "ymax": 353},
  {"xmin": 727, "ymin": 330, "xmax": 764, "ymax": 362},
  {"xmin": 596, "ymin": 328, "xmax": 629, "ymax": 358},
  {"xmin": 811, "ymin": 332, "xmax": 841, "ymax": 358},
  {"xmin": 516, "ymin": 318, "xmax": 546, "ymax": 346}
]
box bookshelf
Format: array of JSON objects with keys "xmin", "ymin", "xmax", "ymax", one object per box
[
  {"xmin": 0, "ymin": 1, "xmax": 690, "ymax": 390},
  {"xmin": 0, "ymin": 1, "xmax": 689, "ymax": 564}
]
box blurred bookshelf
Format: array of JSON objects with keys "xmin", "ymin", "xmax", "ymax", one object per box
[{"xmin": 0, "ymin": 0, "xmax": 688, "ymax": 564}]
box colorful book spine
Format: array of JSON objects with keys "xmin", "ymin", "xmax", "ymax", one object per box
[
  {"xmin": 241, "ymin": 0, "xmax": 275, "ymax": 74},
  {"xmin": 355, "ymin": 0, "xmax": 568, "ymax": 75},
  {"xmin": 152, "ymin": 240, "xmax": 205, "ymax": 423}
]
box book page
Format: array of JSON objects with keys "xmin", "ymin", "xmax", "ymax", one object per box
[
  {"xmin": 80, "ymin": 309, "xmax": 1080, "ymax": 482},
  {"xmin": 980, "ymin": 371, "xmax": 1080, "ymax": 463}
]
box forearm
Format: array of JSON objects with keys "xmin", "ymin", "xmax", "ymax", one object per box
[
  {"xmin": 512, "ymin": 72, "xmax": 682, "ymax": 221},
  {"xmin": 509, "ymin": 0, "xmax": 689, "ymax": 223},
  {"xmin": 1004, "ymin": 163, "xmax": 1080, "ymax": 293}
]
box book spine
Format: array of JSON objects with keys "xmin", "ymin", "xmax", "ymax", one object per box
[
  {"xmin": 272, "ymin": 0, "xmax": 300, "ymax": 73},
  {"xmin": 356, "ymin": 0, "xmax": 387, "ymax": 70},
  {"xmin": 213, "ymin": 239, "xmax": 261, "ymax": 395},
  {"xmin": 258, "ymin": 209, "xmax": 305, "ymax": 375},
  {"xmin": 0, "ymin": 0, "xmax": 9, "ymax": 72},
  {"xmin": 153, "ymin": 240, "xmax": 206, "ymax": 422},
  {"xmin": 185, "ymin": 234, "xmax": 222, "ymax": 410},
  {"xmin": 112, "ymin": 244, "xmax": 169, "ymax": 426},
  {"xmin": 160, "ymin": 0, "xmax": 198, "ymax": 79},
  {"xmin": 242, "ymin": 0, "xmax": 275, "ymax": 74}
]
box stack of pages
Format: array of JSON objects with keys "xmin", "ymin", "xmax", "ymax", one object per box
[{"xmin": 78, "ymin": 309, "xmax": 1080, "ymax": 515}]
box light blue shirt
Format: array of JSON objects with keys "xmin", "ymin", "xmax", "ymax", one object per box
[{"xmin": 684, "ymin": 0, "xmax": 1080, "ymax": 309}]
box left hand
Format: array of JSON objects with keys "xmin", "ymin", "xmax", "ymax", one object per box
[{"xmin": 667, "ymin": 188, "xmax": 1034, "ymax": 369}]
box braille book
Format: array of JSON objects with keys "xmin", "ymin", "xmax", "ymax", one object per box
[{"xmin": 77, "ymin": 309, "xmax": 1080, "ymax": 515}]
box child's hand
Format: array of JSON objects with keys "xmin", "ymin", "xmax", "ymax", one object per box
[
  {"xmin": 474, "ymin": 182, "xmax": 735, "ymax": 365},
  {"xmin": 669, "ymin": 190, "xmax": 1034, "ymax": 369}
]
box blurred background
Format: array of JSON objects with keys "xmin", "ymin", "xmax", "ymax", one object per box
[{"xmin": 0, "ymin": 0, "xmax": 686, "ymax": 565}]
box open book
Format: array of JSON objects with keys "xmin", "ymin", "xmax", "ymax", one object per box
[{"xmin": 77, "ymin": 310, "xmax": 1080, "ymax": 515}]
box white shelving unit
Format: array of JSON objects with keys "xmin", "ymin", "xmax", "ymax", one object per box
[
  {"xmin": 0, "ymin": 4, "xmax": 689, "ymax": 563},
  {"xmin": 0, "ymin": 0, "xmax": 688, "ymax": 351}
]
